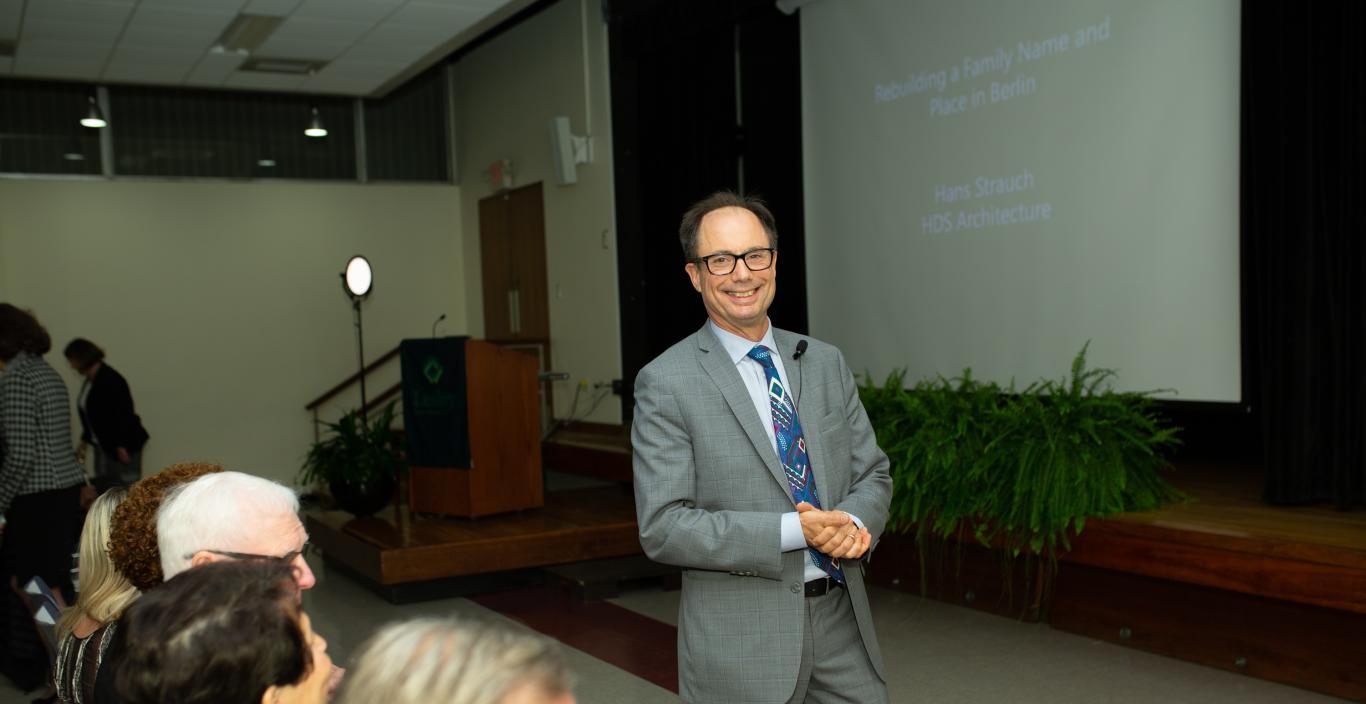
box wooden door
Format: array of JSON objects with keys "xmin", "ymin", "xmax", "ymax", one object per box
[{"xmin": 479, "ymin": 183, "xmax": 549, "ymax": 342}]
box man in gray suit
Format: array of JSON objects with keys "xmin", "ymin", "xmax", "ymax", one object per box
[{"xmin": 632, "ymin": 191, "xmax": 892, "ymax": 703}]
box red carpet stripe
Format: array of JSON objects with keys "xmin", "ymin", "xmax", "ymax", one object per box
[{"xmin": 472, "ymin": 586, "xmax": 679, "ymax": 693}]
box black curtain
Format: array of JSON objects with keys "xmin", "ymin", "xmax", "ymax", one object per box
[
  {"xmin": 1246, "ymin": 2, "xmax": 1366, "ymax": 508},
  {"xmin": 608, "ymin": 0, "xmax": 806, "ymax": 420}
]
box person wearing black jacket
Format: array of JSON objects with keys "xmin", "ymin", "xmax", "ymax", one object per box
[{"xmin": 64, "ymin": 338, "xmax": 149, "ymax": 488}]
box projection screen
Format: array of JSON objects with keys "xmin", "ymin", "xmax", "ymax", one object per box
[{"xmin": 800, "ymin": 0, "xmax": 1241, "ymax": 401}]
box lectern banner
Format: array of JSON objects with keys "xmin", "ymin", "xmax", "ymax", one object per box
[{"xmin": 400, "ymin": 337, "xmax": 472, "ymax": 468}]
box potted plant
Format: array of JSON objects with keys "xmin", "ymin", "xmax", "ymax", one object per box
[
  {"xmin": 301, "ymin": 401, "xmax": 405, "ymax": 517},
  {"xmin": 858, "ymin": 343, "xmax": 1183, "ymax": 616}
]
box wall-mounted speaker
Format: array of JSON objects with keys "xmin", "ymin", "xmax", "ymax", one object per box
[{"xmin": 549, "ymin": 115, "xmax": 591, "ymax": 185}]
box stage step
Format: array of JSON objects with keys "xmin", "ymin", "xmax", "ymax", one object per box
[
  {"xmin": 545, "ymin": 555, "xmax": 680, "ymax": 601},
  {"xmin": 543, "ymin": 422, "xmax": 632, "ymax": 483}
]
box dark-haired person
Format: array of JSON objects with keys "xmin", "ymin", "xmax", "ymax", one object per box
[
  {"xmin": 0, "ymin": 304, "xmax": 87, "ymax": 690},
  {"xmin": 113, "ymin": 560, "xmax": 332, "ymax": 704},
  {"xmin": 64, "ymin": 338, "xmax": 149, "ymax": 488},
  {"xmin": 631, "ymin": 193, "xmax": 892, "ymax": 703}
]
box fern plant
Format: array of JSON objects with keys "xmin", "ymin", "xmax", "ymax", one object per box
[
  {"xmin": 300, "ymin": 401, "xmax": 405, "ymax": 515},
  {"xmin": 859, "ymin": 343, "xmax": 1182, "ymax": 599}
]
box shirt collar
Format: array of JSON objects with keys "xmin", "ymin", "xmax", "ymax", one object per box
[{"xmin": 709, "ymin": 319, "xmax": 777, "ymax": 366}]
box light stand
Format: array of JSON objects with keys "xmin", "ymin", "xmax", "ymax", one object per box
[{"xmin": 341, "ymin": 255, "xmax": 373, "ymax": 422}]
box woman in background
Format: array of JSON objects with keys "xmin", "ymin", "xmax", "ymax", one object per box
[
  {"xmin": 54, "ymin": 487, "xmax": 139, "ymax": 703},
  {"xmin": 0, "ymin": 304, "xmax": 87, "ymax": 691},
  {"xmin": 337, "ymin": 616, "xmax": 575, "ymax": 704},
  {"xmin": 64, "ymin": 339, "xmax": 148, "ymax": 489},
  {"xmin": 113, "ymin": 560, "xmax": 332, "ymax": 704}
]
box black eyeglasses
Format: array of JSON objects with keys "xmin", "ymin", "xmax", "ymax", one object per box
[
  {"xmin": 191, "ymin": 544, "xmax": 308, "ymax": 565},
  {"xmin": 694, "ymin": 247, "xmax": 775, "ymax": 276}
]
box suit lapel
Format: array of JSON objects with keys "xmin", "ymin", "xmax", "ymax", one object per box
[{"xmin": 695, "ymin": 324, "xmax": 792, "ymax": 498}]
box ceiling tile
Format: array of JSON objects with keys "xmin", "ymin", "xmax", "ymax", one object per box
[
  {"xmin": 105, "ymin": 45, "xmax": 203, "ymax": 66},
  {"xmin": 223, "ymin": 70, "xmax": 307, "ymax": 90},
  {"xmin": 268, "ymin": 17, "xmax": 371, "ymax": 45},
  {"xmin": 242, "ymin": 0, "xmax": 302, "ymax": 16},
  {"xmin": 302, "ymin": 58, "xmax": 403, "ymax": 94},
  {"xmin": 13, "ymin": 56, "xmax": 106, "ymax": 80},
  {"xmin": 120, "ymin": 24, "xmax": 226, "ymax": 51},
  {"xmin": 125, "ymin": 5, "xmax": 237, "ymax": 29},
  {"xmin": 0, "ymin": 0, "xmax": 25, "ymax": 38},
  {"xmin": 292, "ymin": 0, "xmax": 403, "ymax": 24},
  {"xmin": 387, "ymin": 2, "xmax": 482, "ymax": 28},
  {"xmin": 335, "ymin": 40, "xmax": 430, "ymax": 65},
  {"xmin": 411, "ymin": 0, "xmax": 506, "ymax": 8},
  {"xmin": 254, "ymin": 36, "xmax": 349, "ymax": 61},
  {"xmin": 22, "ymin": 18, "xmax": 124, "ymax": 44},
  {"xmin": 0, "ymin": 56, "xmax": 13, "ymax": 74},
  {"xmin": 183, "ymin": 49, "xmax": 244, "ymax": 85},
  {"xmin": 303, "ymin": 58, "xmax": 401, "ymax": 93},
  {"xmin": 313, "ymin": 58, "xmax": 405, "ymax": 80},
  {"xmin": 24, "ymin": 1, "xmax": 134, "ymax": 24},
  {"xmin": 298, "ymin": 78, "xmax": 377, "ymax": 96},
  {"xmin": 17, "ymin": 39, "xmax": 113, "ymax": 63},
  {"xmin": 137, "ymin": 0, "xmax": 246, "ymax": 10},
  {"xmin": 120, "ymin": 6, "xmax": 235, "ymax": 49},
  {"xmin": 359, "ymin": 22, "xmax": 452, "ymax": 48},
  {"xmin": 102, "ymin": 62, "xmax": 192, "ymax": 84}
]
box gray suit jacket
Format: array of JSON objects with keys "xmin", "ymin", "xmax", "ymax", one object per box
[{"xmin": 632, "ymin": 323, "xmax": 892, "ymax": 703}]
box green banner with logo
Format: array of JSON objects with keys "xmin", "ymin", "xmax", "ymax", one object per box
[{"xmin": 400, "ymin": 337, "xmax": 471, "ymax": 468}]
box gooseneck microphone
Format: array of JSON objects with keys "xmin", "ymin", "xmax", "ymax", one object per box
[
  {"xmin": 792, "ymin": 340, "xmax": 808, "ymax": 409},
  {"xmin": 431, "ymin": 313, "xmax": 446, "ymax": 338}
]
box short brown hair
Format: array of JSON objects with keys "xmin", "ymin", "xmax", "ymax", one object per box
[
  {"xmin": 110, "ymin": 462, "xmax": 226, "ymax": 590},
  {"xmin": 678, "ymin": 191, "xmax": 778, "ymax": 261},
  {"xmin": 0, "ymin": 304, "xmax": 52, "ymax": 361}
]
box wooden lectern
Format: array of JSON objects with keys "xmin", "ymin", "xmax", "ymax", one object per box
[{"xmin": 408, "ymin": 340, "xmax": 543, "ymax": 518}]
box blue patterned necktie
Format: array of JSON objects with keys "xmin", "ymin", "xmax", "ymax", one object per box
[{"xmin": 746, "ymin": 345, "xmax": 844, "ymax": 584}]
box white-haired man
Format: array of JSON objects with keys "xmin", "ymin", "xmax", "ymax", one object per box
[{"xmin": 157, "ymin": 471, "xmax": 316, "ymax": 590}]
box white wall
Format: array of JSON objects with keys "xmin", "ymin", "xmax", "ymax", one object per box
[
  {"xmin": 451, "ymin": 0, "xmax": 622, "ymax": 424},
  {"xmin": 0, "ymin": 178, "xmax": 464, "ymax": 486}
]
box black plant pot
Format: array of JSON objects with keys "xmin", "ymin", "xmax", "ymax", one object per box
[{"xmin": 329, "ymin": 476, "xmax": 394, "ymax": 517}]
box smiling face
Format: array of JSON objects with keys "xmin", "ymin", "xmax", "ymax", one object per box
[{"xmin": 685, "ymin": 206, "xmax": 777, "ymax": 341}]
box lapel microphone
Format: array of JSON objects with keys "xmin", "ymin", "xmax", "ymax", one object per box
[{"xmin": 792, "ymin": 340, "xmax": 808, "ymax": 410}]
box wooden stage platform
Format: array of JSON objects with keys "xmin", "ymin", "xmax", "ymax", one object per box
[
  {"xmin": 306, "ymin": 485, "xmax": 643, "ymax": 602},
  {"xmin": 1051, "ymin": 463, "xmax": 1366, "ymax": 701},
  {"xmin": 311, "ymin": 448, "xmax": 1365, "ymax": 699}
]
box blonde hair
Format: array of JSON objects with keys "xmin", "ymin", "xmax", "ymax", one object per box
[
  {"xmin": 337, "ymin": 616, "xmax": 574, "ymax": 704},
  {"xmin": 57, "ymin": 488, "xmax": 141, "ymax": 638}
]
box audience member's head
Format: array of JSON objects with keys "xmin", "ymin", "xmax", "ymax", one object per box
[
  {"xmin": 0, "ymin": 303, "xmax": 51, "ymax": 361},
  {"xmin": 110, "ymin": 462, "xmax": 225, "ymax": 590},
  {"xmin": 115, "ymin": 560, "xmax": 332, "ymax": 704},
  {"xmin": 57, "ymin": 487, "xmax": 140, "ymax": 638},
  {"xmin": 64, "ymin": 337, "xmax": 105, "ymax": 375},
  {"xmin": 157, "ymin": 471, "xmax": 316, "ymax": 589},
  {"xmin": 337, "ymin": 616, "xmax": 575, "ymax": 704}
]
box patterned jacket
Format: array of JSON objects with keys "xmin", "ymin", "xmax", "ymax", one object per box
[{"xmin": 0, "ymin": 352, "xmax": 86, "ymax": 513}]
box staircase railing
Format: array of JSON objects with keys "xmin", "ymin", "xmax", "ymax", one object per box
[{"xmin": 305, "ymin": 345, "xmax": 404, "ymax": 442}]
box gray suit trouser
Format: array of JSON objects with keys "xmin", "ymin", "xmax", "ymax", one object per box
[{"xmin": 788, "ymin": 586, "xmax": 889, "ymax": 704}]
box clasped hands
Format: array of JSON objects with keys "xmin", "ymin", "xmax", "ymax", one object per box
[{"xmin": 796, "ymin": 502, "xmax": 871, "ymax": 559}]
